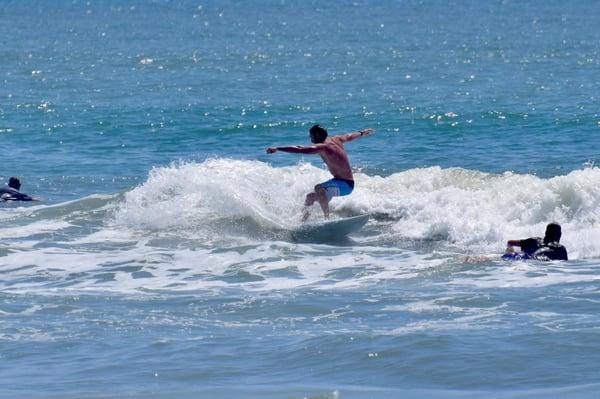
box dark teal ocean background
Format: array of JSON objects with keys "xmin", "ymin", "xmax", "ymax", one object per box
[
  {"xmin": 4, "ymin": 0, "xmax": 600, "ymax": 201},
  {"xmin": 2, "ymin": 1, "xmax": 600, "ymax": 398}
]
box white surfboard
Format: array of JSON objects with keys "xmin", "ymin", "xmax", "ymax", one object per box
[{"xmin": 291, "ymin": 214, "xmax": 369, "ymax": 241}]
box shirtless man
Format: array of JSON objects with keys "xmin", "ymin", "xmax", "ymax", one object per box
[{"xmin": 266, "ymin": 124, "xmax": 373, "ymax": 220}]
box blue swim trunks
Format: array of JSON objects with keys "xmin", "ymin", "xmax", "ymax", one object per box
[{"xmin": 318, "ymin": 178, "xmax": 355, "ymax": 201}]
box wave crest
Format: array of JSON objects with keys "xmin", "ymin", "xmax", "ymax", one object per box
[{"xmin": 114, "ymin": 159, "xmax": 600, "ymax": 258}]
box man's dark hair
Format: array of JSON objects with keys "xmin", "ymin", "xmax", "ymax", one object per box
[
  {"xmin": 309, "ymin": 124, "xmax": 328, "ymax": 143},
  {"xmin": 544, "ymin": 222, "xmax": 562, "ymax": 244},
  {"xmin": 8, "ymin": 177, "xmax": 21, "ymax": 190}
]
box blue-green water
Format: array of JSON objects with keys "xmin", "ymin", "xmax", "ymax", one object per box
[{"xmin": 2, "ymin": 1, "xmax": 600, "ymax": 398}]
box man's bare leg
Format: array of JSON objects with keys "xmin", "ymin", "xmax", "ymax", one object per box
[
  {"xmin": 315, "ymin": 186, "xmax": 330, "ymax": 219},
  {"xmin": 302, "ymin": 192, "xmax": 317, "ymax": 222},
  {"xmin": 301, "ymin": 207, "xmax": 310, "ymax": 222}
]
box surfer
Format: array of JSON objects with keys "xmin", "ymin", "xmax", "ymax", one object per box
[
  {"xmin": 1, "ymin": 177, "xmax": 36, "ymax": 202},
  {"xmin": 503, "ymin": 222, "xmax": 568, "ymax": 261},
  {"xmin": 266, "ymin": 124, "xmax": 373, "ymax": 220}
]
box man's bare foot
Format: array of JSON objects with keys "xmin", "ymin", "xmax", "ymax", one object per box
[{"xmin": 301, "ymin": 208, "xmax": 310, "ymax": 222}]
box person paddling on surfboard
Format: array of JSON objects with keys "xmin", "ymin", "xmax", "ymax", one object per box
[
  {"xmin": 1, "ymin": 177, "xmax": 37, "ymax": 202},
  {"xmin": 503, "ymin": 222, "xmax": 568, "ymax": 261},
  {"xmin": 266, "ymin": 124, "xmax": 373, "ymax": 221}
]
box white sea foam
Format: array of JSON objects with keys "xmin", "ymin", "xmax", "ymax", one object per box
[
  {"xmin": 0, "ymin": 220, "xmax": 71, "ymax": 240},
  {"xmin": 3, "ymin": 159, "xmax": 600, "ymax": 294},
  {"xmin": 113, "ymin": 158, "xmax": 326, "ymax": 232},
  {"xmin": 451, "ymin": 259, "xmax": 600, "ymax": 289},
  {"xmin": 114, "ymin": 159, "xmax": 600, "ymax": 258}
]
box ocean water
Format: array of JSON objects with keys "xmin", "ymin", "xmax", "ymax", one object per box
[{"xmin": 2, "ymin": 0, "xmax": 600, "ymax": 398}]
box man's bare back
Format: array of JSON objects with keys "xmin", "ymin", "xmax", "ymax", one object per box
[
  {"xmin": 317, "ymin": 137, "xmax": 354, "ymax": 181},
  {"xmin": 266, "ymin": 125, "xmax": 373, "ymax": 219}
]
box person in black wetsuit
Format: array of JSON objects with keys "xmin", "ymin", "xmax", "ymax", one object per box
[
  {"xmin": 504, "ymin": 222, "xmax": 568, "ymax": 261},
  {"xmin": 0, "ymin": 177, "xmax": 35, "ymax": 202}
]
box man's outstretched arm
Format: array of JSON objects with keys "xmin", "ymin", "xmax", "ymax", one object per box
[
  {"xmin": 337, "ymin": 128, "xmax": 374, "ymax": 143},
  {"xmin": 266, "ymin": 145, "xmax": 321, "ymax": 154}
]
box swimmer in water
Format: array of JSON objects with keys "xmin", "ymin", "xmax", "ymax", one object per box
[
  {"xmin": 504, "ymin": 222, "xmax": 568, "ymax": 261},
  {"xmin": 1, "ymin": 177, "xmax": 36, "ymax": 202}
]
